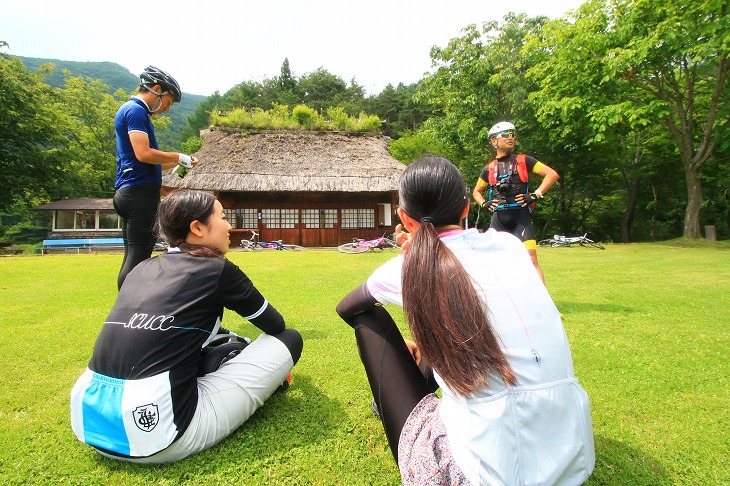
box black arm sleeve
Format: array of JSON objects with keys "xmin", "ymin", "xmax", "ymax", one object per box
[
  {"xmin": 336, "ymin": 282, "xmax": 380, "ymax": 327},
  {"xmin": 218, "ymin": 260, "xmax": 286, "ymax": 335}
]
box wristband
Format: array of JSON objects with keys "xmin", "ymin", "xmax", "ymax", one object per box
[
  {"xmin": 177, "ymin": 153, "xmax": 193, "ymax": 169},
  {"xmin": 534, "ymin": 189, "xmax": 543, "ymax": 199}
]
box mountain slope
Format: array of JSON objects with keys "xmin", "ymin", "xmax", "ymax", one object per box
[{"xmin": 17, "ymin": 56, "xmax": 205, "ymax": 150}]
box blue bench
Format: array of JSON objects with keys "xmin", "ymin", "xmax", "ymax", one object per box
[
  {"xmin": 41, "ymin": 238, "xmax": 125, "ymax": 254},
  {"xmin": 40, "ymin": 238, "xmax": 167, "ymax": 254}
]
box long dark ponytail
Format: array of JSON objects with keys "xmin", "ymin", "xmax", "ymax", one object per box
[
  {"xmin": 400, "ymin": 156, "xmax": 516, "ymax": 395},
  {"xmin": 155, "ymin": 190, "xmax": 222, "ymax": 258}
]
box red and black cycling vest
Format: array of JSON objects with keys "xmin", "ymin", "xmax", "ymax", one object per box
[
  {"xmin": 486, "ymin": 154, "xmax": 534, "ymax": 211},
  {"xmin": 487, "ymin": 154, "xmax": 529, "ymax": 185}
]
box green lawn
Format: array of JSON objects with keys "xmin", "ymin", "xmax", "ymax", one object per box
[{"xmin": 0, "ymin": 241, "xmax": 728, "ymax": 485}]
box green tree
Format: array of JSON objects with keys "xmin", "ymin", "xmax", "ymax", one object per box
[
  {"xmin": 373, "ymin": 83, "xmax": 400, "ymax": 136},
  {"xmin": 415, "ymin": 14, "xmax": 561, "ymax": 233},
  {"xmin": 277, "ymin": 57, "xmax": 297, "ymax": 92},
  {"xmin": 388, "ymin": 129, "xmax": 450, "ymax": 163},
  {"xmin": 416, "ymin": 14, "xmax": 550, "ymax": 179},
  {"xmin": 526, "ymin": 4, "xmax": 671, "ymax": 242},
  {"xmin": 0, "ymin": 50, "xmax": 68, "ymax": 213},
  {"xmin": 532, "ymin": 0, "xmax": 730, "ymax": 239},
  {"xmin": 57, "ymin": 71, "xmax": 122, "ymax": 197},
  {"xmin": 180, "ymin": 91, "xmax": 222, "ymax": 142},
  {"xmin": 0, "ymin": 50, "xmax": 130, "ymax": 241},
  {"xmin": 220, "ymin": 80, "xmax": 267, "ymax": 111},
  {"xmin": 298, "ymin": 68, "xmax": 349, "ymax": 113}
]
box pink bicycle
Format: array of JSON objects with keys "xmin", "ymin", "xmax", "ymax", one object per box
[{"xmin": 337, "ymin": 233, "xmax": 399, "ymax": 254}]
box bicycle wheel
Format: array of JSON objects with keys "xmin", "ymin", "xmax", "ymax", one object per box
[
  {"xmin": 283, "ymin": 244, "xmax": 304, "ymax": 251},
  {"xmin": 538, "ymin": 239, "xmax": 554, "ymax": 247},
  {"xmin": 338, "ymin": 243, "xmax": 369, "ymax": 254},
  {"xmin": 247, "ymin": 241, "xmax": 265, "ymax": 251},
  {"xmin": 240, "ymin": 241, "xmax": 254, "ymax": 251},
  {"xmin": 582, "ymin": 241, "xmax": 605, "ymax": 250},
  {"xmin": 381, "ymin": 239, "xmax": 400, "ymax": 248}
]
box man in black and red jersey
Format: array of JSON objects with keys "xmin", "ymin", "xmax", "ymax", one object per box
[{"xmin": 472, "ymin": 121, "xmax": 559, "ymax": 282}]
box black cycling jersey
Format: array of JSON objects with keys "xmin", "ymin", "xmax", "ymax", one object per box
[{"xmin": 89, "ymin": 250, "xmax": 284, "ymax": 437}]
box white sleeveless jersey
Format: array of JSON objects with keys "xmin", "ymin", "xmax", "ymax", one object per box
[{"xmin": 367, "ymin": 228, "xmax": 595, "ymax": 485}]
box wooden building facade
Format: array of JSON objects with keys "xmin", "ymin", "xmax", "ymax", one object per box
[
  {"xmin": 162, "ymin": 129, "xmax": 406, "ymax": 248},
  {"xmin": 33, "ymin": 198, "xmax": 122, "ymax": 238}
]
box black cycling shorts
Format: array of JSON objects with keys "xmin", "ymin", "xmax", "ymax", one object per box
[{"xmin": 489, "ymin": 208, "xmax": 536, "ymax": 243}]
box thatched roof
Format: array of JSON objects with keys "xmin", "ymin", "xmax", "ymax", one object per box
[
  {"xmin": 162, "ymin": 129, "xmax": 406, "ymax": 192},
  {"xmin": 34, "ymin": 198, "xmax": 114, "ymax": 211}
]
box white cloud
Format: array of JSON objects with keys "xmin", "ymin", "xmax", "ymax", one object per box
[{"xmin": 0, "ymin": 0, "xmax": 583, "ymax": 96}]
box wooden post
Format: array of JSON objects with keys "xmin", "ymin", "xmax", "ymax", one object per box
[{"xmin": 704, "ymin": 225, "xmax": 717, "ymax": 241}]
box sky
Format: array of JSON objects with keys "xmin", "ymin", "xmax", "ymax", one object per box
[{"xmin": 1, "ymin": 0, "xmax": 584, "ymax": 97}]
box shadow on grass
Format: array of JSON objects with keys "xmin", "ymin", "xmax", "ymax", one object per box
[
  {"xmin": 91, "ymin": 375, "xmax": 345, "ymax": 474},
  {"xmin": 589, "ymin": 435, "xmax": 669, "ymax": 485}
]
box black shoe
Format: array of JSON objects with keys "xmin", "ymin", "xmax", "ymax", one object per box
[
  {"xmin": 274, "ymin": 372, "xmax": 293, "ymax": 394},
  {"xmin": 371, "ymin": 399, "xmax": 381, "ymax": 421}
]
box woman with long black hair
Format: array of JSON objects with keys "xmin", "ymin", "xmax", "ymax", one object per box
[
  {"xmin": 71, "ymin": 190, "xmax": 302, "ymax": 463},
  {"xmin": 337, "ymin": 156, "xmax": 594, "ymax": 485}
]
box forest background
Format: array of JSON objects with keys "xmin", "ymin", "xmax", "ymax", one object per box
[{"xmin": 1, "ymin": 0, "xmax": 728, "ymax": 245}]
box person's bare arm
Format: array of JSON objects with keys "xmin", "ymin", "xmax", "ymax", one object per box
[{"xmin": 129, "ymin": 132, "xmax": 199, "ymax": 171}]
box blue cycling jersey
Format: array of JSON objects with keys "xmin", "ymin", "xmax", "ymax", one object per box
[{"xmin": 114, "ymin": 97, "xmax": 162, "ymax": 190}]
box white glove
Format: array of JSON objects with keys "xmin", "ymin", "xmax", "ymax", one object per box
[{"xmin": 177, "ymin": 153, "xmax": 194, "ymax": 169}]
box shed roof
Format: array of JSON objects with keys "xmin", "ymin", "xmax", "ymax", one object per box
[
  {"xmin": 34, "ymin": 198, "xmax": 114, "ymax": 211},
  {"xmin": 162, "ymin": 129, "xmax": 406, "ymax": 192}
]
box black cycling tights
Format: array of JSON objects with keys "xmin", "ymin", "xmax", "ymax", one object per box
[
  {"xmin": 113, "ymin": 184, "xmax": 160, "ymax": 290},
  {"xmin": 353, "ymin": 306, "xmax": 438, "ymax": 461}
]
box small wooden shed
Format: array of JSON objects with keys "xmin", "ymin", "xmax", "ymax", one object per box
[
  {"xmin": 33, "ymin": 198, "xmax": 122, "ymax": 238},
  {"xmin": 162, "ymin": 129, "xmax": 407, "ymax": 247}
]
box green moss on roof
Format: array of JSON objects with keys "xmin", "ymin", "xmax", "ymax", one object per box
[{"xmin": 211, "ymin": 104, "xmax": 382, "ymax": 133}]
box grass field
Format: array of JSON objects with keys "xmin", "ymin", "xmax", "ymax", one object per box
[{"xmin": 0, "ymin": 240, "xmax": 728, "ymax": 485}]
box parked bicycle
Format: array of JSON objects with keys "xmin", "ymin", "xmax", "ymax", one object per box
[
  {"xmin": 337, "ymin": 233, "xmax": 399, "ymax": 254},
  {"xmin": 537, "ymin": 233, "xmax": 606, "ymax": 250},
  {"xmin": 239, "ymin": 230, "xmax": 304, "ymax": 251}
]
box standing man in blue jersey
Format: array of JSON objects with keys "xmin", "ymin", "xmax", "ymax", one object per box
[{"xmin": 113, "ymin": 66, "xmax": 199, "ymax": 289}]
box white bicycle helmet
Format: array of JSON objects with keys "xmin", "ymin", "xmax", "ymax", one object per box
[
  {"xmin": 139, "ymin": 66, "xmax": 182, "ymax": 102},
  {"xmin": 488, "ymin": 121, "xmax": 516, "ymax": 139}
]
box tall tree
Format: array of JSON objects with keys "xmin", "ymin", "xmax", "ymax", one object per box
[
  {"xmin": 180, "ymin": 91, "xmax": 222, "ymax": 142},
  {"xmin": 56, "ymin": 71, "xmax": 123, "ymax": 197},
  {"xmin": 416, "ymin": 13, "xmax": 550, "ymax": 181},
  {"xmin": 526, "ymin": 4, "xmax": 671, "ymax": 242},
  {"xmin": 532, "ymin": 0, "xmax": 730, "ymax": 238},
  {"xmin": 298, "ymin": 68, "xmax": 348, "ymax": 113},
  {"xmin": 415, "ymin": 14, "xmax": 565, "ymax": 234},
  {"xmin": 0, "ymin": 51, "xmax": 68, "ymax": 212},
  {"xmin": 277, "ymin": 57, "xmax": 297, "ymax": 92}
]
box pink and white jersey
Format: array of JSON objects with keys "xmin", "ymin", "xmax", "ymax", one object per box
[{"xmin": 366, "ymin": 228, "xmax": 595, "ymax": 485}]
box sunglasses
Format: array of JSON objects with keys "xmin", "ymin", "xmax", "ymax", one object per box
[{"xmin": 495, "ymin": 131, "xmax": 515, "ymax": 139}]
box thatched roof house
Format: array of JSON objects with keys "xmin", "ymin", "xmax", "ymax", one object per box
[
  {"xmin": 163, "ymin": 129, "xmax": 404, "ymax": 193},
  {"xmin": 163, "ymin": 129, "xmax": 406, "ymax": 247}
]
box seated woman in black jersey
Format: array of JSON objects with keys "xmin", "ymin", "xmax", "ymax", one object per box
[{"xmin": 71, "ymin": 190, "xmax": 303, "ymax": 463}]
